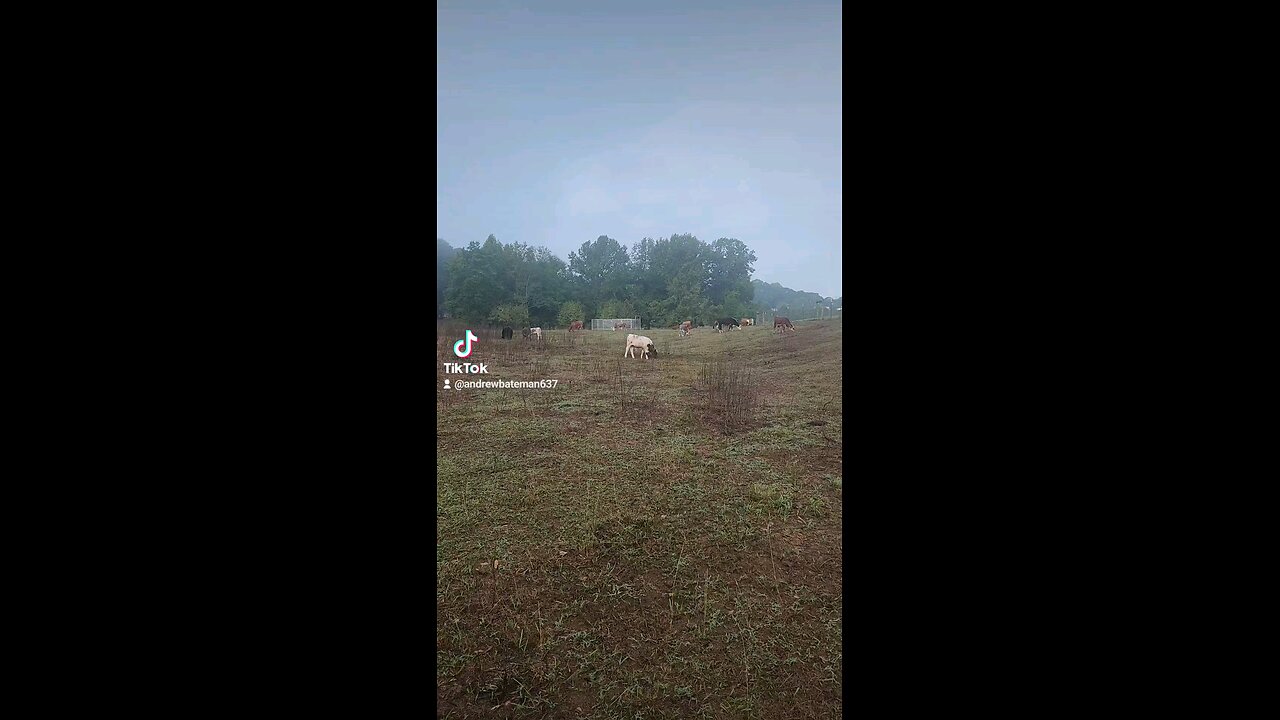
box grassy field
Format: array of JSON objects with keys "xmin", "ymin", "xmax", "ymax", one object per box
[{"xmin": 437, "ymin": 320, "xmax": 843, "ymax": 719}]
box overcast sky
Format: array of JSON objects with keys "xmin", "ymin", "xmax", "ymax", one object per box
[{"xmin": 437, "ymin": 0, "xmax": 842, "ymax": 299}]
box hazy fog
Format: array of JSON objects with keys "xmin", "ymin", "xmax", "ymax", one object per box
[{"xmin": 437, "ymin": 0, "xmax": 842, "ymax": 298}]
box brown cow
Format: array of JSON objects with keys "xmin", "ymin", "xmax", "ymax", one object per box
[
  {"xmin": 679, "ymin": 320, "xmax": 693, "ymax": 337},
  {"xmin": 569, "ymin": 320, "xmax": 583, "ymax": 332},
  {"xmin": 774, "ymin": 316, "xmax": 795, "ymax": 333}
]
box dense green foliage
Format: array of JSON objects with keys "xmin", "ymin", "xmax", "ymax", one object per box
[
  {"xmin": 436, "ymin": 238, "xmax": 458, "ymax": 316},
  {"xmin": 751, "ymin": 280, "xmax": 841, "ymax": 321},
  {"xmin": 556, "ymin": 301, "xmax": 585, "ymax": 327},
  {"xmin": 439, "ymin": 233, "xmax": 835, "ymax": 327}
]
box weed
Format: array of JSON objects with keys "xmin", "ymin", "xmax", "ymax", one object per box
[{"xmin": 697, "ymin": 358, "xmax": 760, "ymax": 434}]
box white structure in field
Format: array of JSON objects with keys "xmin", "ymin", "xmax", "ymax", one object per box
[{"xmin": 592, "ymin": 318, "xmax": 642, "ymax": 331}]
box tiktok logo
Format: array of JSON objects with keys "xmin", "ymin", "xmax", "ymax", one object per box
[{"xmin": 453, "ymin": 330, "xmax": 478, "ymax": 358}]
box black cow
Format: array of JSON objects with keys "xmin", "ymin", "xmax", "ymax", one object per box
[
  {"xmin": 715, "ymin": 317, "xmax": 740, "ymax": 333},
  {"xmin": 501, "ymin": 326, "xmax": 513, "ymax": 340}
]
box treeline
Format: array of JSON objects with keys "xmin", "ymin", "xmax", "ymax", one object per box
[
  {"xmin": 437, "ymin": 233, "xmax": 836, "ymax": 328},
  {"xmin": 752, "ymin": 280, "xmax": 841, "ymax": 321}
]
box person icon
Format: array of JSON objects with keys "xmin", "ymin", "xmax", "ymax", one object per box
[{"xmin": 443, "ymin": 378, "xmax": 451, "ymax": 389}]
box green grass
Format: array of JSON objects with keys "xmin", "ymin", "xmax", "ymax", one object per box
[{"xmin": 438, "ymin": 321, "xmax": 843, "ymax": 719}]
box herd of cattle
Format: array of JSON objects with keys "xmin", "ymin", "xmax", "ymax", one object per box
[
  {"xmin": 702, "ymin": 316, "xmax": 794, "ymax": 334},
  {"xmin": 495, "ymin": 316, "xmax": 796, "ymax": 361}
]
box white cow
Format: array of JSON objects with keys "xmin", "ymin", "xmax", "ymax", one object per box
[
  {"xmin": 529, "ymin": 327, "xmax": 542, "ymax": 339},
  {"xmin": 624, "ymin": 333, "xmax": 657, "ymax": 360}
]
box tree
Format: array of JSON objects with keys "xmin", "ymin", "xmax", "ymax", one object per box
[
  {"xmin": 489, "ymin": 303, "xmax": 530, "ymax": 328},
  {"xmin": 437, "ymin": 239, "xmax": 457, "ymax": 317},
  {"xmin": 557, "ymin": 300, "xmax": 585, "ymax": 327},
  {"xmin": 440, "ymin": 231, "xmax": 831, "ymax": 331},
  {"xmin": 443, "ymin": 234, "xmax": 573, "ymax": 327},
  {"xmin": 444, "ymin": 237, "xmax": 506, "ymax": 324},
  {"xmin": 647, "ymin": 234, "xmax": 709, "ymax": 323},
  {"xmin": 567, "ymin": 235, "xmax": 632, "ymax": 312},
  {"xmin": 664, "ymin": 266, "xmax": 708, "ymax": 327},
  {"xmin": 507, "ymin": 243, "xmax": 567, "ymax": 327},
  {"xmin": 598, "ymin": 298, "xmax": 636, "ymax": 320},
  {"xmin": 722, "ymin": 290, "xmax": 746, "ymax": 320},
  {"xmin": 629, "ymin": 237, "xmax": 664, "ymax": 301},
  {"xmin": 750, "ymin": 279, "xmax": 830, "ymax": 322},
  {"xmin": 706, "ymin": 238, "xmax": 757, "ymax": 308}
]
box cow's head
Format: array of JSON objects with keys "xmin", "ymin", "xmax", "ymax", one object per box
[{"xmin": 647, "ymin": 343, "xmax": 657, "ymax": 357}]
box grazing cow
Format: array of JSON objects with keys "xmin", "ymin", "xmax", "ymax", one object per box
[
  {"xmin": 679, "ymin": 320, "xmax": 693, "ymax": 337},
  {"xmin": 568, "ymin": 320, "xmax": 583, "ymax": 332},
  {"xmin": 715, "ymin": 317, "xmax": 740, "ymax": 333},
  {"xmin": 624, "ymin": 333, "xmax": 657, "ymax": 360},
  {"xmin": 741, "ymin": 318, "xmax": 754, "ymax": 327},
  {"xmin": 529, "ymin": 327, "xmax": 543, "ymax": 339},
  {"xmin": 501, "ymin": 326, "xmax": 513, "ymax": 340},
  {"xmin": 773, "ymin": 316, "xmax": 795, "ymax": 333}
]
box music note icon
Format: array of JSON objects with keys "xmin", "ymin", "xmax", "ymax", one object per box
[{"xmin": 453, "ymin": 330, "xmax": 479, "ymax": 358}]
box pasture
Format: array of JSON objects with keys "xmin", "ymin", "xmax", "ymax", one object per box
[{"xmin": 437, "ymin": 320, "xmax": 843, "ymax": 719}]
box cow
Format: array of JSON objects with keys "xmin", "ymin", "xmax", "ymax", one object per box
[
  {"xmin": 679, "ymin": 320, "xmax": 693, "ymax": 337},
  {"xmin": 522, "ymin": 328, "xmax": 531, "ymax": 339},
  {"xmin": 568, "ymin": 320, "xmax": 583, "ymax": 332},
  {"xmin": 529, "ymin": 327, "xmax": 543, "ymax": 339},
  {"xmin": 624, "ymin": 333, "xmax": 657, "ymax": 360},
  {"xmin": 741, "ymin": 318, "xmax": 754, "ymax": 327},
  {"xmin": 613, "ymin": 321, "xmax": 632, "ymax": 331},
  {"xmin": 715, "ymin": 317, "xmax": 740, "ymax": 333},
  {"xmin": 774, "ymin": 316, "xmax": 795, "ymax": 333},
  {"xmin": 501, "ymin": 326, "xmax": 513, "ymax": 340}
]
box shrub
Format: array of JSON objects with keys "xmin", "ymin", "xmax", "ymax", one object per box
[
  {"xmin": 697, "ymin": 359, "xmax": 759, "ymax": 433},
  {"xmin": 489, "ymin": 303, "xmax": 530, "ymax": 328}
]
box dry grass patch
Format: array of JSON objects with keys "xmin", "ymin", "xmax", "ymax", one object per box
[{"xmin": 437, "ymin": 320, "xmax": 842, "ymax": 719}]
